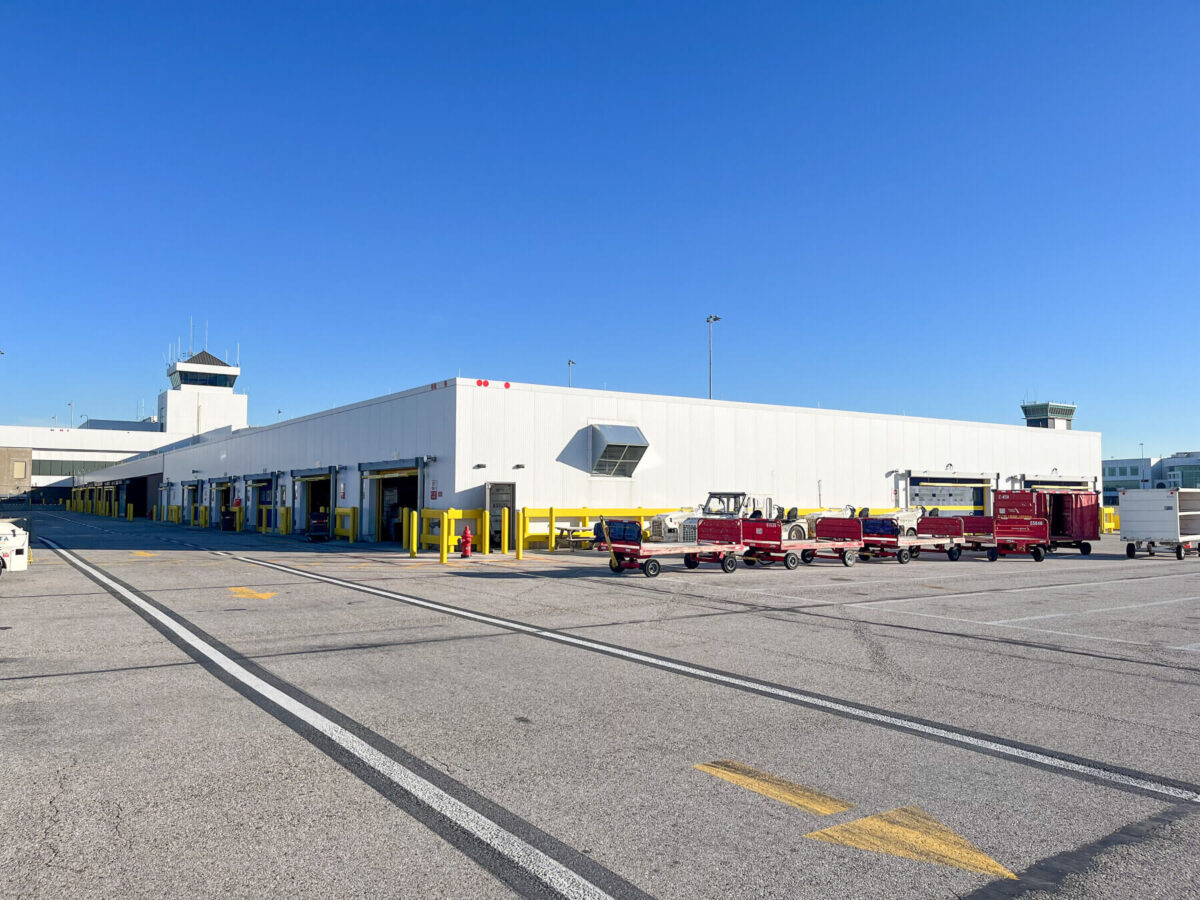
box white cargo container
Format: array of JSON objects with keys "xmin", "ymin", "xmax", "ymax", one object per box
[
  {"xmin": 0, "ymin": 521, "xmax": 30, "ymax": 574},
  {"xmin": 1119, "ymin": 488, "xmax": 1200, "ymax": 559}
]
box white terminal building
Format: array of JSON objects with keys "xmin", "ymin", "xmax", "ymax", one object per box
[{"xmin": 60, "ymin": 355, "xmax": 1102, "ymax": 544}]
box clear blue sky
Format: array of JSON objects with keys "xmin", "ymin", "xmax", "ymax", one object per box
[{"xmin": 2, "ymin": 2, "xmax": 1196, "ymax": 459}]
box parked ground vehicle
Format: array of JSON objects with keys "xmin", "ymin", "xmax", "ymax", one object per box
[
  {"xmin": 0, "ymin": 520, "xmax": 30, "ymax": 575},
  {"xmin": 1119, "ymin": 488, "xmax": 1200, "ymax": 559},
  {"xmin": 995, "ymin": 490, "xmax": 1099, "ymax": 555},
  {"xmin": 858, "ymin": 516, "xmax": 963, "ymax": 564},
  {"xmin": 922, "ymin": 515, "xmax": 1051, "ymax": 561},
  {"xmin": 602, "ymin": 517, "xmax": 746, "ymax": 577},
  {"xmin": 857, "ymin": 506, "xmax": 927, "ymax": 536},
  {"xmin": 740, "ymin": 516, "xmax": 864, "ymax": 568},
  {"xmin": 648, "ymin": 492, "xmax": 809, "ymax": 542}
]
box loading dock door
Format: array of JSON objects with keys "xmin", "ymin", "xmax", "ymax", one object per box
[
  {"xmin": 366, "ymin": 469, "xmax": 418, "ymax": 542},
  {"xmin": 297, "ymin": 476, "xmax": 332, "ymax": 533}
]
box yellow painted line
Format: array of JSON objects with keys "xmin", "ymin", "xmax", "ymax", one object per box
[
  {"xmin": 131, "ymin": 551, "xmax": 158, "ymax": 558},
  {"xmin": 804, "ymin": 805, "xmax": 1015, "ymax": 879},
  {"xmin": 228, "ymin": 586, "xmax": 278, "ymax": 600},
  {"xmin": 695, "ymin": 761, "xmax": 853, "ymax": 815}
]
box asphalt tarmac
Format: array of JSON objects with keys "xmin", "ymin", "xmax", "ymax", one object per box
[{"xmin": 3, "ymin": 511, "xmax": 1199, "ymax": 898}]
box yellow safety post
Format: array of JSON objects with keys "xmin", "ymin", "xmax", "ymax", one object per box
[
  {"xmin": 515, "ymin": 510, "xmax": 524, "ymax": 560},
  {"xmin": 439, "ymin": 511, "xmax": 449, "ymax": 564},
  {"xmin": 481, "ymin": 510, "xmax": 490, "ymax": 555},
  {"xmin": 409, "ymin": 510, "xmax": 418, "ymax": 558},
  {"xmin": 400, "ymin": 506, "xmax": 409, "ymax": 548},
  {"xmin": 126, "ymin": 504, "xmax": 133, "ymax": 521},
  {"xmin": 548, "ymin": 507, "xmax": 556, "ymax": 551},
  {"xmin": 501, "ymin": 507, "xmax": 510, "ymax": 555}
]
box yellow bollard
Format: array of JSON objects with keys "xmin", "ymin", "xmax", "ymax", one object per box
[
  {"xmin": 481, "ymin": 510, "xmax": 490, "ymax": 555},
  {"xmin": 515, "ymin": 510, "xmax": 524, "ymax": 560},
  {"xmin": 439, "ymin": 511, "xmax": 449, "ymax": 564},
  {"xmin": 409, "ymin": 510, "xmax": 418, "ymax": 558},
  {"xmin": 401, "ymin": 506, "xmax": 410, "ymax": 549},
  {"xmin": 548, "ymin": 507, "xmax": 556, "ymax": 552},
  {"xmin": 501, "ymin": 507, "xmax": 509, "ymax": 555},
  {"xmin": 127, "ymin": 504, "xmax": 133, "ymax": 521}
]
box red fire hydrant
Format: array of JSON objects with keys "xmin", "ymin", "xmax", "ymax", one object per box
[{"xmin": 461, "ymin": 525, "xmax": 473, "ymax": 558}]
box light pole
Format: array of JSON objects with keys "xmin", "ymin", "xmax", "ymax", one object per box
[
  {"xmin": 568, "ymin": 359, "xmax": 576, "ymax": 388},
  {"xmin": 706, "ymin": 315, "xmax": 721, "ymax": 399},
  {"xmin": 1139, "ymin": 442, "xmax": 1145, "ymax": 486}
]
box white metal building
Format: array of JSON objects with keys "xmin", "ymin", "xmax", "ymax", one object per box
[{"xmin": 76, "ymin": 377, "xmax": 1102, "ymax": 542}]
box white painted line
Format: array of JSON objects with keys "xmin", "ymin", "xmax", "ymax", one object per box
[
  {"xmin": 987, "ymin": 596, "xmax": 1200, "ymax": 625},
  {"xmin": 42, "ymin": 539, "xmax": 613, "ymax": 900},
  {"xmin": 860, "ymin": 570, "xmax": 1200, "ymax": 608},
  {"xmin": 239, "ymin": 555, "xmax": 1200, "ymax": 803},
  {"xmin": 867, "ymin": 608, "xmax": 1174, "ymax": 648},
  {"xmin": 1173, "ymin": 642, "xmax": 1200, "ymax": 652}
]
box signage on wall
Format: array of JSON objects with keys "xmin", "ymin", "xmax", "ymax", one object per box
[
  {"xmin": 339, "ymin": 481, "xmax": 345, "ymax": 500},
  {"xmin": 430, "ymin": 479, "xmax": 438, "ymax": 500}
]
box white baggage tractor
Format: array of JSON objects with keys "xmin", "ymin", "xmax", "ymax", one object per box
[
  {"xmin": 1119, "ymin": 488, "xmax": 1200, "ymax": 559},
  {"xmin": 0, "ymin": 520, "xmax": 30, "ymax": 574}
]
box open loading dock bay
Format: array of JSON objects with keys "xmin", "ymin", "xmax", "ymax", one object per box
[{"xmin": 3, "ymin": 511, "xmax": 1199, "ymax": 899}]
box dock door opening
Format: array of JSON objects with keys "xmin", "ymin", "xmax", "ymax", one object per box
[
  {"xmin": 372, "ymin": 470, "xmax": 418, "ymax": 542},
  {"xmin": 301, "ymin": 477, "xmax": 332, "ymax": 532},
  {"xmin": 907, "ymin": 473, "xmax": 996, "ymax": 515}
]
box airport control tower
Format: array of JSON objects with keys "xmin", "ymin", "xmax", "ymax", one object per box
[{"xmin": 156, "ymin": 350, "xmax": 249, "ymax": 436}]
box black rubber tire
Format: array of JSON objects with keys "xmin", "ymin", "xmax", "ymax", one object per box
[
  {"xmin": 986, "ymin": 547, "xmax": 999, "ymax": 562},
  {"xmin": 842, "ymin": 549, "xmax": 856, "ymax": 567},
  {"xmin": 905, "ymin": 528, "xmax": 917, "ymax": 537},
  {"xmin": 683, "ymin": 554, "xmax": 700, "ymax": 569},
  {"xmin": 784, "ymin": 552, "xmax": 799, "ymax": 570},
  {"xmin": 643, "ymin": 558, "xmax": 661, "ymax": 578},
  {"xmin": 858, "ymin": 552, "xmax": 871, "ymax": 562},
  {"xmin": 910, "ymin": 547, "xmax": 922, "ymax": 559},
  {"xmin": 788, "ymin": 524, "xmax": 806, "ymax": 541},
  {"xmin": 1148, "ymin": 545, "xmax": 1157, "ymax": 556},
  {"xmin": 1126, "ymin": 543, "xmax": 1136, "ymax": 559},
  {"xmin": 743, "ymin": 557, "xmax": 757, "ymax": 567},
  {"xmin": 721, "ymin": 554, "xmax": 738, "ymax": 574},
  {"xmin": 947, "ymin": 546, "xmax": 962, "ymax": 562},
  {"xmin": 1031, "ymin": 546, "xmax": 1046, "ymax": 562},
  {"xmin": 1177, "ymin": 545, "xmax": 1186, "ymax": 561},
  {"xmin": 800, "ymin": 549, "xmax": 816, "ymax": 565},
  {"xmin": 1080, "ymin": 542, "xmax": 1092, "ymax": 556},
  {"xmin": 609, "ymin": 557, "xmax": 623, "ymax": 573},
  {"xmin": 897, "ymin": 548, "xmax": 911, "ymax": 565},
  {"xmin": 1048, "ymin": 542, "xmax": 1059, "ymax": 553}
]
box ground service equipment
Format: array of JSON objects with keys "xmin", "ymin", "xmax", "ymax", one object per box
[
  {"xmin": 995, "ymin": 489, "xmax": 1099, "ymax": 555},
  {"xmin": 740, "ymin": 517, "xmax": 864, "ymax": 568},
  {"xmin": 858, "ymin": 516, "xmax": 964, "ymax": 564},
  {"xmin": 1119, "ymin": 488, "xmax": 1200, "ymax": 559},
  {"xmin": 921, "ymin": 515, "xmax": 1051, "ymax": 561},
  {"xmin": 603, "ymin": 517, "xmax": 746, "ymax": 577}
]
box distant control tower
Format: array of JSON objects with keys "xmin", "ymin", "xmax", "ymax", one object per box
[
  {"xmin": 157, "ymin": 350, "xmax": 249, "ymax": 436},
  {"xmin": 1021, "ymin": 401, "xmax": 1076, "ymax": 430}
]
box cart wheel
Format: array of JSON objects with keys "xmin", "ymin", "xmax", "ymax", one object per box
[
  {"xmin": 721, "ymin": 554, "xmax": 738, "ymax": 574},
  {"xmin": 986, "ymin": 547, "xmax": 999, "ymax": 562},
  {"xmin": 609, "ymin": 557, "xmax": 623, "ymax": 573},
  {"xmin": 841, "ymin": 549, "xmax": 856, "ymax": 567},
  {"xmin": 1148, "ymin": 544, "xmax": 1156, "ymax": 556},
  {"xmin": 910, "ymin": 547, "xmax": 922, "ymax": 559},
  {"xmin": 1031, "ymin": 546, "xmax": 1046, "ymax": 562},
  {"xmin": 784, "ymin": 552, "xmax": 800, "ymax": 570},
  {"xmin": 800, "ymin": 549, "xmax": 816, "ymax": 565},
  {"xmin": 1177, "ymin": 545, "xmax": 1186, "ymax": 561},
  {"xmin": 1079, "ymin": 542, "xmax": 1092, "ymax": 556},
  {"xmin": 743, "ymin": 556, "xmax": 757, "ymax": 567},
  {"xmin": 642, "ymin": 558, "xmax": 661, "ymax": 578},
  {"xmin": 905, "ymin": 528, "xmax": 917, "ymax": 537},
  {"xmin": 684, "ymin": 553, "xmax": 700, "ymax": 569},
  {"xmin": 897, "ymin": 548, "xmax": 911, "ymax": 565},
  {"xmin": 858, "ymin": 552, "xmax": 871, "ymax": 562},
  {"xmin": 1125, "ymin": 543, "xmax": 1136, "ymax": 559},
  {"xmin": 946, "ymin": 546, "xmax": 961, "ymax": 562},
  {"xmin": 788, "ymin": 524, "xmax": 806, "ymax": 540}
]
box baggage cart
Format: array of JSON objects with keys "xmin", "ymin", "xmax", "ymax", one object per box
[
  {"xmin": 999, "ymin": 489, "xmax": 1099, "ymax": 555},
  {"xmin": 600, "ymin": 518, "xmax": 746, "ymax": 578},
  {"xmin": 1119, "ymin": 488, "xmax": 1200, "ymax": 560},
  {"xmin": 925, "ymin": 515, "xmax": 1051, "ymax": 561},
  {"xmin": 740, "ymin": 517, "xmax": 864, "ymax": 568},
  {"xmin": 858, "ymin": 516, "xmax": 963, "ymax": 564}
]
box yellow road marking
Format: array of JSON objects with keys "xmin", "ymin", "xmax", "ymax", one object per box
[
  {"xmin": 695, "ymin": 761, "xmax": 854, "ymax": 815},
  {"xmin": 804, "ymin": 805, "xmax": 1015, "ymax": 879},
  {"xmin": 228, "ymin": 586, "xmax": 277, "ymax": 600},
  {"xmin": 131, "ymin": 551, "xmax": 158, "ymax": 557}
]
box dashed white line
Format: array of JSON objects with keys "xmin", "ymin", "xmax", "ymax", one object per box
[{"xmin": 988, "ymin": 596, "xmax": 1200, "ymax": 625}]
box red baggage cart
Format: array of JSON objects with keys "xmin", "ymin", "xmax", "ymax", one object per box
[
  {"xmin": 931, "ymin": 515, "xmax": 1051, "ymax": 561},
  {"xmin": 859, "ymin": 516, "xmax": 964, "ymax": 564},
  {"xmin": 600, "ymin": 517, "xmax": 746, "ymax": 578},
  {"xmin": 740, "ymin": 516, "xmax": 864, "ymax": 568},
  {"xmin": 997, "ymin": 490, "xmax": 1099, "ymax": 555}
]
